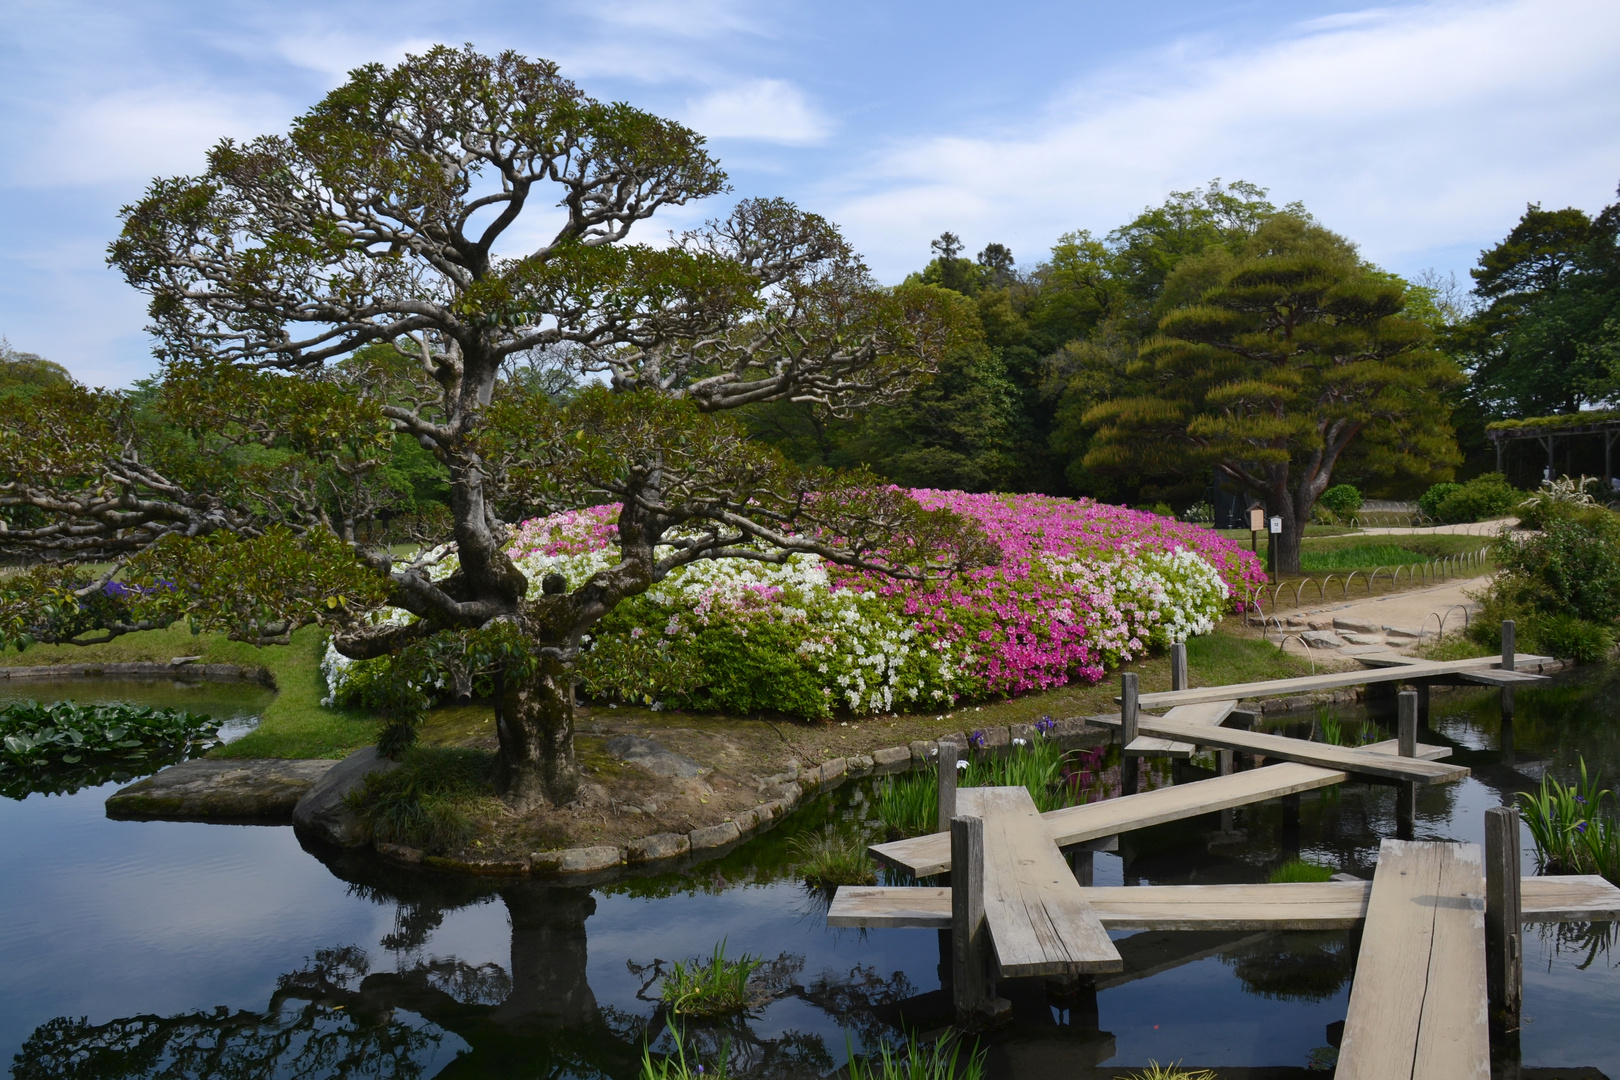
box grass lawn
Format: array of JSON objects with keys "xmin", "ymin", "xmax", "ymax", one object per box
[
  {"xmin": 0, "ymin": 625, "xmax": 378, "ymax": 759},
  {"xmin": 0, "ymin": 617, "xmax": 1308, "ymax": 761}
]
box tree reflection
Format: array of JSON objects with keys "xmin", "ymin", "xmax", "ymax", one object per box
[
  {"xmin": 11, "ymin": 841, "xmax": 931, "ymax": 1080},
  {"xmin": 1219, "ymin": 931, "xmax": 1355, "ymax": 1003}
]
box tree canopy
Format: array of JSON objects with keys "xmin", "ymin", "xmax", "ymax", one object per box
[
  {"xmin": 1081, "ymin": 215, "xmax": 1462, "ymax": 572},
  {"xmin": 0, "ymin": 45, "xmax": 989, "ymax": 806}
]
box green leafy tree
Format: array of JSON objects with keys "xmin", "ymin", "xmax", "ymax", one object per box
[
  {"xmin": 1459, "ymin": 192, "xmax": 1620, "ymax": 416},
  {"xmin": 1083, "ymin": 216, "xmax": 1462, "ymax": 573},
  {"xmin": 0, "ymin": 47, "xmax": 988, "ymax": 807},
  {"xmin": 0, "ymin": 339, "xmax": 74, "ymax": 401}
]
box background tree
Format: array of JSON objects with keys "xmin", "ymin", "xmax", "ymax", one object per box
[
  {"xmin": 1456, "ymin": 192, "xmax": 1620, "ymax": 418},
  {"xmin": 0, "ymin": 46, "xmax": 988, "ymax": 807},
  {"xmin": 0, "ymin": 339, "xmax": 74, "ymax": 401},
  {"xmin": 1083, "ymin": 215, "xmax": 1462, "ymax": 573}
]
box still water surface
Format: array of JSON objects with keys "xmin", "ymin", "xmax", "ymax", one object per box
[{"xmin": 3, "ymin": 672, "xmax": 1619, "ymax": 1078}]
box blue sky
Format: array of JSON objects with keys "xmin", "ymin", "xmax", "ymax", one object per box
[{"xmin": 2, "ymin": 0, "xmax": 1617, "ymax": 386}]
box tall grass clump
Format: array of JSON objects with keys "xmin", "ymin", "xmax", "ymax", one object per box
[
  {"xmin": 874, "ymin": 773, "xmax": 937, "ymax": 840},
  {"xmin": 791, "ymin": 831, "xmax": 876, "ymax": 889},
  {"xmin": 345, "ymin": 747, "xmax": 501, "ymax": 853},
  {"xmin": 1269, "ymin": 858, "xmax": 1335, "ymax": 883},
  {"xmin": 1115, "ymin": 1064, "xmax": 1219, "ymax": 1080},
  {"xmin": 1518, "ymin": 759, "xmax": 1620, "ymax": 884},
  {"xmin": 660, "ymin": 939, "xmax": 762, "ymax": 1017},
  {"xmin": 873, "ymin": 728, "xmax": 1100, "ymax": 839},
  {"xmin": 640, "ymin": 1028, "xmax": 729, "ymax": 1080},
  {"xmin": 845, "ymin": 1033, "xmax": 985, "ymax": 1080}
]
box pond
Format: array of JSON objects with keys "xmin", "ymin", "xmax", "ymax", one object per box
[{"xmin": 3, "ymin": 670, "xmax": 1620, "ymax": 1079}]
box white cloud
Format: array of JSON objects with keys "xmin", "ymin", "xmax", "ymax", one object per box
[
  {"xmin": 683, "ymin": 79, "xmax": 831, "ymax": 144},
  {"xmin": 14, "ymin": 87, "xmax": 291, "ymax": 187},
  {"xmin": 828, "ymin": 0, "xmax": 1620, "ymax": 280}
]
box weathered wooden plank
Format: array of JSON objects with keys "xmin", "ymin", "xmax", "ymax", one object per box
[
  {"xmin": 959, "ymin": 787, "xmax": 1122, "ymax": 977},
  {"xmin": 871, "ymin": 762, "xmax": 1348, "ymax": 876},
  {"xmin": 871, "ymin": 739, "xmax": 1454, "ymax": 877},
  {"xmin": 1132, "ymin": 654, "xmax": 1552, "ymax": 708},
  {"xmin": 1132, "ymin": 716, "xmax": 1469, "ymax": 784},
  {"xmin": 1457, "ymin": 668, "xmax": 1547, "ymax": 687},
  {"xmin": 1413, "ymin": 843, "xmax": 1490, "ymax": 1080},
  {"xmin": 1127, "ymin": 699, "xmax": 1239, "ymax": 758},
  {"xmin": 828, "ymin": 875, "xmax": 1620, "ymax": 930},
  {"xmin": 1485, "ymin": 806, "xmax": 1523, "ymax": 1030},
  {"xmin": 1337, "ymin": 840, "xmax": 1488, "ymax": 1080}
]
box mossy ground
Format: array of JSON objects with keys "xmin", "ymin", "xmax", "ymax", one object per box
[
  {"xmin": 0, "ymin": 624, "xmax": 377, "ymax": 759},
  {"xmin": 1, "ymin": 616, "xmax": 1310, "ymax": 860}
]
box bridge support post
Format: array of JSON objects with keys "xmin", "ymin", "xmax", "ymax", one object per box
[
  {"xmin": 1171, "ymin": 642, "xmax": 1188, "ymax": 691},
  {"xmin": 1120, "ymin": 672, "xmax": 1140, "ymax": 796},
  {"xmin": 951, "ymin": 815, "xmax": 1008, "ymax": 1028},
  {"xmin": 937, "ymin": 740, "xmax": 958, "ymax": 833},
  {"xmin": 1485, "ymin": 805, "xmax": 1523, "ymax": 1037}
]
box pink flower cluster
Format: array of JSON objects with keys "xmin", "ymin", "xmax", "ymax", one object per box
[{"xmin": 844, "ymin": 491, "xmax": 1267, "ymax": 696}]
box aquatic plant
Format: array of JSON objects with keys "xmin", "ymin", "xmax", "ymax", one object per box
[
  {"xmin": 1269, "ymin": 858, "xmax": 1336, "ymax": 884},
  {"xmin": 792, "ymin": 830, "xmax": 876, "ymax": 888},
  {"xmin": 845, "ymin": 1032, "xmax": 986, "ymax": 1080},
  {"xmin": 1115, "ymin": 1063, "xmax": 1219, "ymax": 1080},
  {"xmin": 1518, "ymin": 758, "xmax": 1620, "ymax": 883},
  {"xmin": 345, "ymin": 747, "xmax": 502, "ymax": 853},
  {"xmin": 659, "ymin": 939, "xmax": 763, "ymax": 1017},
  {"xmin": 326, "ymin": 493, "xmax": 1263, "ymax": 719},
  {"xmin": 874, "ymin": 772, "xmax": 937, "ymax": 840},
  {"xmin": 0, "ymin": 700, "xmax": 219, "ymax": 798},
  {"xmin": 640, "ymin": 1028, "xmax": 731, "ymax": 1080},
  {"xmin": 872, "ymin": 735, "xmax": 1106, "ymax": 838}
]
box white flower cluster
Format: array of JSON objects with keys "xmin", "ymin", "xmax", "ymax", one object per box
[{"xmin": 319, "ymin": 518, "xmax": 1229, "ymax": 720}]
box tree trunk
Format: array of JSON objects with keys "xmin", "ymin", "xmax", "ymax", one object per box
[{"xmin": 494, "ymin": 659, "xmax": 582, "ymax": 808}]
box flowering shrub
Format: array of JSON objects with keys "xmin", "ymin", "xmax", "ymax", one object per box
[{"xmin": 325, "ymin": 492, "xmax": 1263, "ymax": 720}]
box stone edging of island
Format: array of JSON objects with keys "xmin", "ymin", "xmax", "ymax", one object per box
[{"xmin": 0, "ymin": 661, "xmax": 276, "ymax": 686}]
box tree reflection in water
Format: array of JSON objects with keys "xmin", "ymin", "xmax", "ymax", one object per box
[{"xmin": 9, "ymin": 845, "xmax": 925, "ymax": 1080}]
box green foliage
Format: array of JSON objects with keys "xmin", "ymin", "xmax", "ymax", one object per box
[
  {"xmin": 1269, "ymin": 858, "xmax": 1335, "ymax": 883},
  {"xmin": 1515, "ymin": 475, "xmax": 1609, "ymax": 530},
  {"xmin": 658, "ymin": 939, "xmax": 763, "ymax": 1018},
  {"xmin": 640, "ymin": 1034, "xmax": 731, "ymax": 1080},
  {"xmin": 1083, "ymin": 214, "xmax": 1463, "ymax": 570},
  {"xmin": 0, "ymin": 338, "xmax": 73, "ymax": 401},
  {"xmin": 1297, "ymin": 543, "xmax": 1430, "ymax": 571},
  {"xmin": 1419, "ymin": 481, "xmax": 1464, "ymax": 518},
  {"xmin": 1489, "ymin": 513, "xmax": 1620, "ymax": 625},
  {"xmin": 1317, "ymin": 484, "xmax": 1362, "ymax": 517},
  {"xmin": 345, "ymin": 747, "xmax": 501, "ymax": 852},
  {"xmin": 1518, "ymin": 759, "xmax": 1620, "ymax": 884},
  {"xmin": 845, "ymin": 1033, "xmax": 986, "ymax": 1080},
  {"xmin": 0, "ymin": 700, "xmax": 219, "ymax": 799},
  {"xmin": 1458, "ymin": 196, "xmax": 1620, "ymax": 416},
  {"xmin": 790, "ymin": 830, "xmax": 876, "ymax": 888},
  {"xmin": 1114, "ymin": 1064, "xmax": 1219, "ymax": 1080},
  {"xmin": 1526, "ymin": 613, "xmax": 1615, "ymax": 664},
  {"xmin": 874, "ymin": 772, "xmax": 937, "ymax": 840},
  {"xmin": 1432, "ymin": 472, "xmax": 1520, "ymax": 523},
  {"xmin": 873, "ymin": 734, "xmax": 1102, "ymax": 839}
]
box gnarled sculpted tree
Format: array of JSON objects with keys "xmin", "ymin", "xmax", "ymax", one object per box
[{"xmin": 0, "ymin": 47, "xmax": 990, "ymax": 806}]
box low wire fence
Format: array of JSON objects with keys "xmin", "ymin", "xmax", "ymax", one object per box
[{"xmin": 1241, "ymin": 546, "xmax": 1494, "ymax": 626}]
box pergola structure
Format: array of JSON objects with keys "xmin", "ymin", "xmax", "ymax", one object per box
[{"xmin": 1486, "ymin": 412, "xmax": 1620, "ymax": 483}]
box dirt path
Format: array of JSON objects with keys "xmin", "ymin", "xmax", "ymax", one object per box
[
  {"xmin": 1268, "ymin": 574, "xmax": 1491, "ymax": 660},
  {"xmin": 1353, "ymin": 517, "xmax": 1515, "ymax": 537}
]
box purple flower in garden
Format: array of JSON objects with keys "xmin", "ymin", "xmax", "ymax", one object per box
[
  {"xmin": 969, "ymin": 730, "xmax": 987, "ymax": 749},
  {"xmin": 1576, "ymin": 795, "xmax": 1587, "ymax": 804},
  {"xmin": 1577, "ymin": 821, "xmax": 1588, "ymax": 833}
]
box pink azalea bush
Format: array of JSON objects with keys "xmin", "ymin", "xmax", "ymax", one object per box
[{"xmin": 325, "ymin": 493, "xmax": 1264, "ymax": 720}]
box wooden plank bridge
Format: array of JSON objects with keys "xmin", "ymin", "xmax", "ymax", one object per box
[{"xmin": 831, "ymin": 632, "xmax": 1620, "ymax": 1073}]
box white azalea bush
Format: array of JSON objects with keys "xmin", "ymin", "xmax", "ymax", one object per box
[{"xmin": 324, "ymin": 496, "xmax": 1248, "ymax": 720}]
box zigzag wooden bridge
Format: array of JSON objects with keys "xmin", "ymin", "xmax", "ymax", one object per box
[{"xmin": 831, "ymin": 638, "xmax": 1620, "ymax": 1075}]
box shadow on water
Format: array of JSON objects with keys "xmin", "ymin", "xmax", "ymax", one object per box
[{"xmin": 7, "ymin": 671, "xmax": 1620, "ymax": 1078}]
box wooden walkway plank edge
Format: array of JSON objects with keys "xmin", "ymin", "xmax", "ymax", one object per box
[
  {"xmin": 1131, "ymin": 654, "xmax": 1552, "ymax": 708},
  {"xmin": 871, "ymin": 740, "xmax": 1452, "ymax": 878},
  {"xmin": 827, "ymin": 875, "xmax": 1620, "ymax": 930}
]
